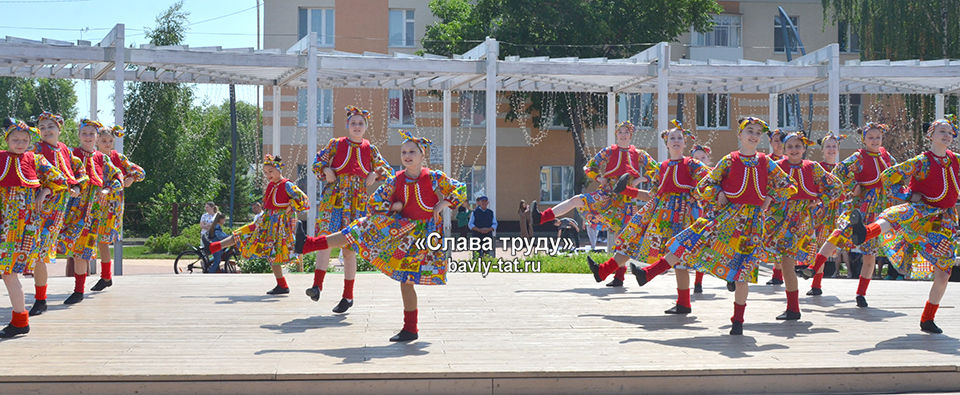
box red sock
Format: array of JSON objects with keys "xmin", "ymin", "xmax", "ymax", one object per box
[
  {"xmin": 695, "ymin": 271, "xmax": 704, "ymax": 285},
  {"xmin": 621, "ymin": 186, "xmax": 640, "ymax": 198},
  {"xmin": 613, "ymin": 266, "xmax": 626, "ymax": 281},
  {"xmin": 643, "ymin": 258, "xmax": 672, "ymax": 279},
  {"xmin": 74, "ymin": 274, "xmax": 86, "ymax": 293},
  {"xmin": 772, "ymin": 268, "xmax": 783, "ymax": 281},
  {"xmin": 731, "ymin": 302, "xmax": 746, "ymax": 323},
  {"xmin": 921, "ymin": 301, "xmax": 939, "ymax": 322},
  {"xmin": 786, "ymin": 290, "xmax": 800, "ymax": 313},
  {"xmin": 677, "ymin": 288, "xmax": 691, "ymax": 308},
  {"xmin": 812, "ymin": 273, "xmax": 823, "ymax": 289},
  {"xmin": 303, "ymin": 235, "xmax": 329, "ymax": 254},
  {"xmin": 865, "ymin": 223, "xmax": 882, "ymax": 241},
  {"xmin": 209, "ymin": 241, "xmax": 223, "ymax": 253},
  {"xmin": 856, "ymin": 276, "xmax": 870, "ymax": 296},
  {"xmin": 35, "ymin": 285, "xmax": 47, "ymax": 301},
  {"xmin": 100, "ymin": 261, "xmax": 112, "ymax": 280},
  {"xmin": 276, "ymin": 276, "xmax": 288, "ymax": 289},
  {"xmin": 812, "ymin": 253, "xmax": 827, "ymax": 272},
  {"xmin": 403, "ymin": 309, "xmax": 418, "ymax": 333},
  {"xmin": 342, "ymin": 279, "xmax": 355, "ymax": 300},
  {"xmin": 598, "ymin": 257, "xmax": 620, "ymax": 280},
  {"xmin": 10, "ymin": 311, "xmax": 28, "ymax": 328},
  {"xmin": 313, "ymin": 270, "xmax": 326, "ymax": 288},
  {"xmin": 539, "ymin": 208, "xmax": 556, "ymax": 224}
]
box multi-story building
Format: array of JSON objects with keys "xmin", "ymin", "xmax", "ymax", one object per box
[{"xmin": 263, "ymin": 0, "xmax": 862, "ymax": 226}]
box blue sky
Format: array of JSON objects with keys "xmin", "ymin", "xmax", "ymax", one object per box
[{"xmin": 1, "ymin": 0, "xmax": 264, "ymax": 119}]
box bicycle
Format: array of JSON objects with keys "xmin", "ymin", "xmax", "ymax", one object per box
[{"xmin": 174, "ymin": 236, "xmax": 240, "ymax": 274}]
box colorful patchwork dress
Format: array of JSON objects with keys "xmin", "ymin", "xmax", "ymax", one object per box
[
  {"xmin": 614, "ymin": 157, "xmax": 710, "ymax": 265},
  {"xmin": 232, "ymin": 178, "xmax": 309, "ymax": 265},
  {"xmin": 341, "ymin": 168, "xmax": 465, "ymax": 285},
  {"xmin": 32, "ymin": 141, "xmax": 86, "ymax": 264},
  {"xmin": 579, "ymin": 145, "xmax": 658, "ymax": 234},
  {"xmin": 313, "ymin": 137, "xmax": 391, "ymax": 236},
  {"xmin": 0, "ymin": 151, "xmax": 68, "ymax": 275},
  {"xmin": 764, "ymin": 159, "xmax": 842, "ymax": 263},
  {"xmin": 664, "ymin": 152, "xmax": 796, "ymax": 283},
  {"xmin": 878, "ymin": 151, "xmax": 960, "ymax": 280},
  {"xmin": 812, "ymin": 161, "xmax": 842, "ymax": 248},
  {"xmin": 98, "ymin": 150, "xmax": 145, "ymax": 243},
  {"xmin": 824, "ymin": 148, "xmax": 896, "ymax": 254},
  {"xmin": 57, "ymin": 148, "xmax": 123, "ymax": 260}
]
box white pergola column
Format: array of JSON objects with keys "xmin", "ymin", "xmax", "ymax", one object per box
[
  {"xmin": 112, "ymin": 24, "xmax": 125, "ymax": 276},
  {"xmin": 828, "ymin": 43, "xmax": 840, "ymax": 135},
  {"xmin": 272, "ymin": 85, "xmax": 281, "ymax": 156},
  {"xmin": 442, "ymin": 89, "xmax": 452, "ymax": 235},
  {"xmin": 89, "ymin": 80, "xmax": 97, "ymax": 120},
  {"xmin": 306, "ymin": 32, "xmax": 319, "ymax": 236},
  {"xmin": 935, "ymin": 93, "xmax": 945, "ymax": 119},
  {"xmin": 767, "ymin": 93, "xmax": 778, "ymax": 132},
  {"xmin": 655, "ymin": 44, "xmax": 670, "ymax": 161},
  {"xmin": 606, "ymin": 92, "xmax": 616, "ymax": 145},
  {"xmin": 484, "ymin": 37, "xmax": 498, "ymax": 215}
]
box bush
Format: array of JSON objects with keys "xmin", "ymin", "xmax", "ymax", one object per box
[
  {"xmin": 287, "ymin": 249, "xmax": 376, "ymax": 273},
  {"xmin": 144, "ymin": 223, "xmax": 234, "ymax": 255},
  {"xmin": 240, "ymin": 257, "xmax": 272, "ymax": 273}
]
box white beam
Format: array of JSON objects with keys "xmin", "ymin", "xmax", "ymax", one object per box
[
  {"xmin": 484, "ymin": 37, "xmax": 498, "ymax": 216},
  {"xmin": 655, "ymin": 43, "xmax": 669, "ymax": 161},
  {"xmin": 89, "ymin": 80, "xmax": 97, "ymax": 120},
  {"xmin": 442, "ymin": 90, "xmax": 452, "ymax": 236},
  {"xmin": 272, "ymin": 86, "xmax": 281, "ymax": 156},
  {"xmin": 828, "ymin": 44, "xmax": 840, "ymax": 134},
  {"xmin": 306, "ymin": 32, "xmax": 319, "ymax": 236},
  {"xmin": 112, "ymin": 23, "xmax": 125, "ymax": 276},
  {"xmin": 768, "ymin": 93, "xmax": 778, "ymax": 133},
  {"xmin": 935, "ymin": 93, "xmax": 945, "ymax": 119},
  {"xmin": 606, "ymin": 92, "xmax": 616, "ymax": 146}
]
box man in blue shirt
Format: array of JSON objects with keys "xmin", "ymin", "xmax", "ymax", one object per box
[{"xmin": 469, "ymin": 196, "xmax": 497, "ymax": 258}]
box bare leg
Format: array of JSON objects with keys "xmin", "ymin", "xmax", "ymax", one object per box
[
  {"xmin": 315, "ymin": 249, "xmax": 332, "ymax": 271},
  {"xmin": 928, "ymin": 268, "xmax": 950, "ymax": 305},
  {"xmin": 74, "ymin": 257, "xmax": 89, "ymax": 276},
  {"xmin": 860, "ymin": 254, "xmax": 876, "ymax": 280},
  {"xmin": 3, "ymin": 274, "xmax": 26, "ymax": 312},
  {"xmin": 342, "ymin": 249, "xmax": 358, "ymax": 281},
  {"xmin": 271, "ymin": 264, "xmax": 283, "ymax": 279},
  {"xmin": 549, "ymin": 195, "xmax": 586, "ymax": 218},
  {"xmin": 98, "ymin": 242, "xmax": 110, "ymax": 263},
  {"xmin": 675, "ymin": 268, "xmax": 690, "ymax": 290},
  {"xmin": 217, "ymin": 236, "xmax": 236, "ymax": 249},
  {"xmin": 34, "ymin": 258, "xmax": 48, "ymax": 288},
  {"xmin": 734, "ymin": 281, "xmax": 748, "ymax": 305},
  {"xmin": 782, "ymin": 256, "xmax": 798, "ymax": 292},
  {"xmin": 400, "ymin": 282, "xmax": 417, "ymax": 311}
]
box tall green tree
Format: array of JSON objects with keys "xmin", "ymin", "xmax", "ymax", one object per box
[
  {"xmin": 423, "ymin": 0, "xmax": 722, "ymax": 193},
  {"xmin": 204, "ymin": 99, "xmax": 264, "ymax": 222}
]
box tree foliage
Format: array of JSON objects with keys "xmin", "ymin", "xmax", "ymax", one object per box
[{"xmin": 423, "ymin": 0, "xmax": 722, "ymax": 192}]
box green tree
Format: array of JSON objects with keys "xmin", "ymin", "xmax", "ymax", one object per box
[
  {"xmin": 204, "ymin": 99, "xmax": 264, "ymax": 223},
  {"xmin": 423, "ymin": 0, "xmax": 722, "ymax": 193}
]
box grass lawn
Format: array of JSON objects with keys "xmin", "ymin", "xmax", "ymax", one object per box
[{"xmin": 56, "ymin": 245, "xmax": 179, "ymax": 260}]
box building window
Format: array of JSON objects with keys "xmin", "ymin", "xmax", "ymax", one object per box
[
  {"xmin": 840, "ymin": 94, "xmax": 862, "ymax": 130},
  {"xmin": 838, "ymin": 20, "xmax": 860, "ymax": 53},
  {"xmin": 777, "ymin": 95, "xmax": 801, "ymax": 130},
  {"xmin": 389, "ymin": 9, "xmax": 415, "ymax": 47},
  {"xmin": 389, "ymin": 89, "xmax": 415, "ymax": 126},
  {"xmin": 692, "ymin": 14, "xmax": 741, "ymax": 48},
  {"xmin": 618, "ymin": 93, "xmax": 654, "ymax": 128},
  {"xmin": 459, "ymin": 91, "xmax": 485, "ymax": 126},
  {"xmin": 297, "ymin": 88, "xmax": 333, "ymax": 126},
  {"xmin": 774, "ymin": 15, "xmax": 799, "ymax": 53},
  {"xmin": 298, "ymin": 8, "xmax": 335, "ymax": 47},
  {"xmin": 540, "ymin": 166, "xmax": 574, "ymax": 203},
  {"xmin": 695, "ymin": 93, "xmax": 729, "ymax": 129},
  {"xmin": 459, "ymin": 165, "xmax": 486, "ymax": 203}
]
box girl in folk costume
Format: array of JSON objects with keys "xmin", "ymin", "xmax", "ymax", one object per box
[
  {"xmin": 845, "ymin": 117, "xmax": 960, "ymax": 333},
  {"xmin": 531, "ymin": 121, "xmax": 658, "ymax": 286},
  {"xmin": 803, "ymin": 133, "xmax": 846, "ymax": 296},
  {"xmin": 27, "ymin": 112, "xmax": 86, "ymax": 316},
  {"xmin": 804, "ymin": 123, "xmax": 896, "ymax": 308},
  {"xmin": 689, "ymin": 144, "xmax": 713, "ymax": 293},
  {"xmin": 591, "ymin": 121, "xmax": 709, "ymax": 315},
  {"xmin": 765, "ymin": 128, "xmax": 788, "ymax": 286},
  {"xmin": 0, "ymin": 119, "xmax": 68, "ymax": 338},
  {"xmin": 762, "ymin": 133, "xmax": 842, "ymax": 320},
  {"xmin": 57, "ymin": 120, "xmax": 124, "ymax": 305},
  {"xmin": 92, "ymin": 125, "xmax": 144, "ymax": 292},
  {"xmin": 628, "ymin": 117, "xmax": 797, "ymax": 335},
  {"xmin": 207, "ymin": 155, "xmax": 309, "ymax": 295},
  {"xmin": 296, "ymin": 130, "xmax": 466, "ymax": 342},
  {"xmin": 307, "ymin": 106, "xmax": 391, "ymax": 313}
]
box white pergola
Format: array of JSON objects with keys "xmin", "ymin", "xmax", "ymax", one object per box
[{"xmin": 3, "ymin": 24, "xmax": 959, "ymax": 273}]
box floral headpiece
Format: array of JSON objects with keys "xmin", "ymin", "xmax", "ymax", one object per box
[
  {"xmin": 615, "ymin": 121, "xmax": 636, "ymax": 134},
  {"xmin": 263, "ymin": 154, "xmax": 284, "ymax": 169},
  {"xmin": 38, "ymin": 111, "xmax": 64, "ymax": 127},
  {"xmin": 817, "ymin": 132, "xmax": 847, "ymax": 146},
  {"xmin": 4, "ymin": 118, "xmax": 40, "ymax": 140},
  {"xmin": 344, "ymin": 106, "xmax": 372, "ymax": 122},
  {"xmin": 927, "ymin": 115, "xmax": 958, "ymax": 137},
  {"xmin": 690, "ymin": 144, "xmax": 711, "ymax": 155},
  {"xmin": 738, "ymin": 117, "xmax": 770, "ymax": 134},
  {"xmin": 858, "ymin": 122, "xmax": 889, "ymax": 136},
  {"xmin": 78, "ymin": 119, "xmax": 104, "ymax": 132},
  {"xmin": 109, "ymin": 125, "xmax": 125, "ymax": 138},
  {"xmin": 768, "ymin": 128, "xmax": 787, "ymax": 141},
  {"xmin": 782, "ymin": 132, "xmax": 814, "ymax": 147},
  {"xmin": 661, "ymin": 119, "xmax": 695, "ymax": 141},
  {"xmin": 399, "ymin": 129, "xmax": 432, "ymax": 152}
]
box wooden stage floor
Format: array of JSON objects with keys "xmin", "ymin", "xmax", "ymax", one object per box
[{"xmin": 1, "ymin": 269, "xmax": 958, "ymax": 394}]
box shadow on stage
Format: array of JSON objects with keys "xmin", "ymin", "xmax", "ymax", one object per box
[
  {"xmin": 622, "ymin": 335, "xmax": 789, "ymax": 359},
  {"xmin": 255, "ymin": 341, "xmax": 432, "ymax": 364},
  {"xmin": 260, "ymin": 314, "xmax": 351, "ymax": 334},
  {"xmin": 849, "ymin": 334, "xmax": 960, "ymax": 356}
]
